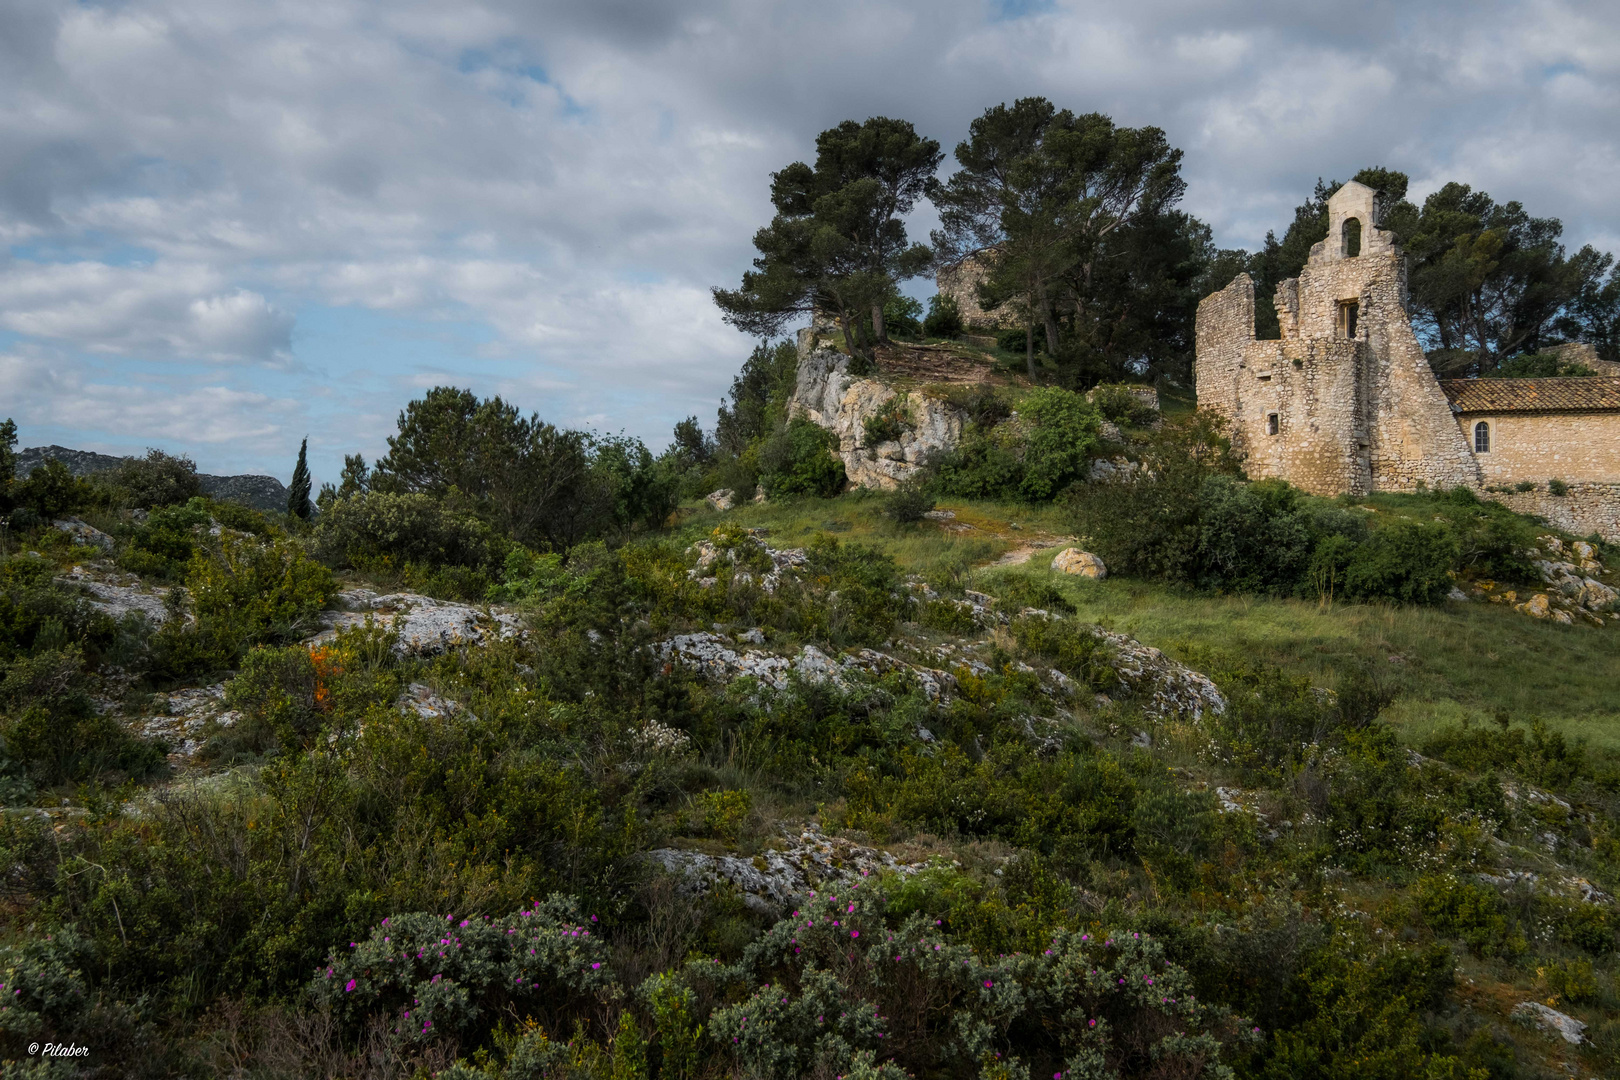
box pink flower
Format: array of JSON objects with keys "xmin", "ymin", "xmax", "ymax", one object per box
[
  {"xmin": 983, "ymin": 980, "xmax": 993, "ymax": 988},
  {"xmin": 344, "ymin": 979, "xmax": 357, "ymax": 992},
  {"xmin": 851, "ymin": 931, "xmax": 859, "ymax": 938}
]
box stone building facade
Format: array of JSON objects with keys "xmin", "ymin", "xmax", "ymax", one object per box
[
  {"xmin": 1195, "ymin": 180, "xmax": 1481, "ymax": 496},
  {"xmin": 1194, "ymin": 180, "xmax": 1620, "ymax": 540}
]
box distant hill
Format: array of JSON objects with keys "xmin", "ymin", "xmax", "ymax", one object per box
[{"xmin": 16, "ymin": 445, "xmax": 289, "ymax": 514}]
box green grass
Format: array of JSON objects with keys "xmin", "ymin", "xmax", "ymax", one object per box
[
  {"xmin": 677, "ymin": 491, "xmax": 1075, "ymax": 577},
  {"xmin": 989, "ymin": 547, "xmax": 1620, "ymax": 750},
  {"xmin": 683, "ymin": 488, "xmax": 1620, "ymax": 750}
]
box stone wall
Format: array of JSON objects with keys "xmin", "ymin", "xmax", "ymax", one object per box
[
  {"xmin": 1549, "ymin": 342, "xmax": 1620, "ymax": 376},
  {"xmin": 1194, "ymin": 181, "xmax": 1481, "ymax": 496},
  {"xmin": 1487, "ymin": 483, "xmax": 1620, "ymax": 543},
  {"xmin": 1455, "ymin": 412, "xmax": 1620, "ymax": 485},
  {"xmin": 936, "ymin": 251, "xmax": 1022, "ymax": 331}
]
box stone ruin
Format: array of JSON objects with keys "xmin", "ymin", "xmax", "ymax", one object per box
[{"xmin": 1195, "ymin": 180, "xmax": 1482, "ymax": 496}]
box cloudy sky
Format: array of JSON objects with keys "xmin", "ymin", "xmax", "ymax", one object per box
[{"xmin": 3, "ymin": 0, "xmax": 1618, "ymax": 485}]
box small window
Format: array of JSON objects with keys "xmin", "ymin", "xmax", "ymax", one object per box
[
  {"xmin": 1343, "ymin": 217, "xmax": 1362, "ymax": 257},
  {"xmin": 1474, "ymin": 421, "xmax": 1490, "ymax": 453},
  {"xmin": 1337, "ymin": 300, "xmax": 1359, "ymax": 339},
  {"xmin": 1267, "ymin": 413, "xmax": 1279, "ymax": 436}
]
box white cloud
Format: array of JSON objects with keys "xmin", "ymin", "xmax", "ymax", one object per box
[{"xmin": 0, "ymin": 0, "xmax": 1615, "ymax": 477}]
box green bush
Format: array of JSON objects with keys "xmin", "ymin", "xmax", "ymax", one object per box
[
  {"xmin": 310, "ymin": 897, "xmax": 616, "ymax": 1050},
  {"xmin": 759, "ymin": 418, "xmax": 846, "ymax": 499},
  {"xmin": 1017, "ymin": 387, "xmax": 1101, "ymax": 500},
  {"xmin": 316, "ymin": 490, "xmax": 503, "ymax": 570},
  {"xmin": 882, "ymin": 295, "xmax": 923, "ymax": 339},
  {"xmin": 1341, "ymin": 522, "xmax": 1458, "ymax": 605},
  {"xmin": 884, "ymin": 478, "xmax": 935, "ymax": 524},
  {"xmin": 15, "ymin": 459, "xmax": 94, "ymax": 519},
  {"xmin": 117, "ymin": 498, "xmax": 213, "ymax": 580},
  {"xmin": 996, "ymin": 326, "xmax": 1045, "ymax": 354},
  {"xmin": 0, "ymin": 648, "xmax": 164, "ymax": 785},
  {"xmin": 104, "ymin": 449, "xmax": 202, "ymax": 509},
  {"xmin": 861, "ymin": 399, "xmax": 911, "ymax": 446},
  {"xmin": 1416, "ymin": 874, "xmax": 1524, "ymax": 957},
  {"xmin": 1089, "ymin": 384, "xmax": 1159, "ymax": 427}
]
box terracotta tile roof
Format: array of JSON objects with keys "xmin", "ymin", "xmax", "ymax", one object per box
[{"xmin": 1440, "ymin": 377, "xmax": 1620, "ymax": 414}]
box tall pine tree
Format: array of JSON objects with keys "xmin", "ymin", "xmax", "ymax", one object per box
[{"xmin": 287, "ymin": 436, "xmax": 312, "ymax": 519}]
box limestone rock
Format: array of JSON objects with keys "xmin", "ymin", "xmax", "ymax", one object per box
[
  {"xmin": 136, "ymin": 683, "xmax": 238, "ymax": 767},
  {"xmin": 1095, "ymin": 629, "xmax": 1226, "ymax": 721},
  {"xmin": 787, "ymin": 348, "xmax": 965, "ymax": 490},
  {"xmin": 59, "ymin": 566, "xmax": 172, "ymax": 624},
  {"xmin": 1516, "ymin": 593, "xmax": 1552, "ymax": 619},
  {"xmin": 399, "ymin": 682, "xmax": 458, "ymax": 719},
  {"xmin": 1052, "ymin": 548, "xmax": 1107, "ymax": 579},
  {"xmin": 705, "ymin": 489, "xmax": 736, "ymax": 512},
  {"xmin": 53, "ymin": 518, "xmax": 114, "ymax": 551},
  {"xmin": 314, "ymin": 589, "xmax": 521, "ymax": 656},
  {"xmin": 1512, "ymin": 1001, "xmax": 1585, "ymax": 1044},
  {"xmin": 648, "ymin": 823, "xmax": 925, "ymax": 913}
]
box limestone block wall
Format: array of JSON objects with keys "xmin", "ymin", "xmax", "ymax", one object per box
[
  {"xmin": 1236, "ymin": 338, "xmax": 1368, "ymax": 495},
  {"xmin": 1193, "ymin": 273, "xmax": 1255, "ymax": 426},
  {"xmin": 1488, "ymin": 483, "xmax": 1620, "ymax": 543},
  {"xmin": 1456, "ymin": 412, "xmax": 1620, "ymax": 485},
  {"xmin": 936, "ymin": 252, "xmax": 1022, "ymax": 330}
]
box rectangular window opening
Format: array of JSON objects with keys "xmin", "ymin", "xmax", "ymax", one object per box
[
  {"xmin": 1337, "ymin": 300, "xmax": 1359, "ymax": 339},
  {"xmin": 1267, "ymin": 413, "xmax": 1279, "ymax": 436}
]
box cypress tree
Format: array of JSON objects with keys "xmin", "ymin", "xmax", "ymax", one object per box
[{"xmin": 287, "ymin": 436, "xmax": 312, "ymax": 519}]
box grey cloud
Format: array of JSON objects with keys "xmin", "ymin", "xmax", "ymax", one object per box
[{"xmin": 1, "ymin": 0, "xmax": 1617, "ymax": 475}]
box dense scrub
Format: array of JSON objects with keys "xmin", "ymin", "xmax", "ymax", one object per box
[{"xmin": 2, "ymin": 405, "xmax": 1619, "ymax": 1078}]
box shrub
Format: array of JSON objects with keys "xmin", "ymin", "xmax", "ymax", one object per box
[
  {"xmin": 1017, "ymin": 387, "xmax": 1101, "ymax": 500},
  {"xmin": 996, "ymin": 326, "xmax": 1046, "ymax": 354},
  {"xmin": 310, "ymin": 897, "xmax": 616, "ymax": 1050},
  {"xmin": 1416, "ymin": 874, "xmax": 1524, "ymax": 957},
  {"xmin": 0, "ymin": 648, "xmax": 165, "ymax": 785},
  {"xmin": 1089, "ymin": 384, "xmax": 1159, "ymax": 427},
  {"xmin": 1341, "ymin": 522, "xmax": 1458, "ymax": 605},
  {"xmin": 1538, "ymin": 958, "xmax": 1597, "ymax": 1005},
  {"xmin": 861, "ymin": 399, "xmax": 911, "ymax": 446},
  {"xmin": 759, "ymin": 419, "xmax": 846, "ymax": 499},
  {"xmin": 922, "ymin": 294, "xmax": 963, "ymax": 339},
  {"xmin": 15, "ymin": 459, "xmax": 93, "ymax": 519},
  {"xmin": 884, "ymin": 479, "xmax": 935, "ymax": 524},
  {"xmin": 882, "ymin": 296, "xmax": 923, "ymax": 340},
  {"xmin": 690, "ymin": 789, "xmax": 751, "ymax": 843},
  {"xmin": 117, "ymin": 498, "xmax": 213, "ymax": 579},
  {"xmin": 316, "ymin": 491, "xmax": 502, "ymax": 570},
  {"xmin": 1549, "ymin": 478, "xmax": 1569, "ymax": 496},
  {"xmin": 153, "ymin": 537, "xmax": 335, "ymax": 675},
  {"xmin": 105, "ymin": 449, "xmax": 202, "ymax": 509}
]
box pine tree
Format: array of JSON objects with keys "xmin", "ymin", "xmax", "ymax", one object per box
[{"xmin": 287, "ymin": 436, "xmax": 312, "ymax": 519}]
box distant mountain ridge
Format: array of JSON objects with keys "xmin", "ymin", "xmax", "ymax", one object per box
[{"xmin": 16, "ymin": 445, "xmax": 289, "ymax": 514}]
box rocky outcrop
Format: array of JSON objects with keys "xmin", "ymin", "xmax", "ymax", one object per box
[
  {"xmin": 134, "ymin": 683, "xmax": 238, "ymax": 767},
  {"xmin": 648, "ymin": 823, "xmax": 926, "ymax": 913},
  {"xmin": 789, "ymin": 348, "xmax": 966, "ymax": 490},
  {"xmin": 59, "ymin": 565, "xmax": 173, "ymax": 624},
  {"xmin": 1095, "ymin": 629, "xmax": 1226, "ymax": 721},
  {"xmin": 655, "ymin": 632, "xmax": 957, "ymax": 702},
  {"xmin": 53, "ymin": 518, "xmax": 114, "ymax": 552},
  {"xmin": 1512, "ymin": 1001, "xmax": 1585, "ymax": 1044},
  {"xmin": 312, "ymin": 589, "xmax": 522, "ymax": 656}
]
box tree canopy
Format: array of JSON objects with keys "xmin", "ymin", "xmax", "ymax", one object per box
[{"xmin": 713, "ymin": 117, "xmax": 940, "ymax": 363}]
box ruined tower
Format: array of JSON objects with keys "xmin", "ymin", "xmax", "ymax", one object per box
[{"xmin": 1195, "ymin": 181, "xmax": 1480, "ymax": 496}]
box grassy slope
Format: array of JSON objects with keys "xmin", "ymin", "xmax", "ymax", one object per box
[{"xmin": 681, "ymin": 489, "xmax": 1620, "ymax": 750}]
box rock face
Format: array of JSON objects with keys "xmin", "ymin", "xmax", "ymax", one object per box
[
  {"xmin": 1512, "ymin": 1001, "xmax": 1585, "ymax": 1044},
  {"xmin": 1052, "ymin": 548, "xmax": 1107, "ymax": 579},
  {"xmin": 789, "ymin": 348, "xmax": 966, "ymax": 490},
  {"xmin": 313, "ymin": 589, "xmax": 521, "ymax": 656},
  {"xmin": 705, "ymin": 489, "xmax": 736, "ymax": 512},
  {"xmin": 135, "ymin": 684, "xmax": 238, "ymax": 767},
  {"xmin": 655, "ymin": 632, "xmax": 957, "ymax": 702},
  {"xmin": 59, "ymin": 566, "xmax": 172, "ymax": 624},
  {"xmin": 1095, "ymin": 629, "xmax": 1226, "ymax": 721},
  {"xmin": 648, "ymin": 823, "xmax": 926, "ymax": 913},
  {"xmin": 53, "ymin": 518, "xmax": 114, "ymax": 552}
]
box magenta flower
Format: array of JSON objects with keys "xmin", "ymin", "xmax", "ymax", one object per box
[{"xmin": 344, "ymin": 979, "xmax": 357, "ymax": 992}]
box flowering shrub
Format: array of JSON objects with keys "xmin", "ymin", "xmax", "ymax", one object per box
[
  {"xmin": 0, "ymin": 927, "xmax": 92, "ymax": 1052},
  {"xmin": 310, "ymin": 896, "xmax": 617, "ymax": 1047},
  {"xmin": 705, "ymin": 884, "xmax": 1246, "ymax": 1080}
]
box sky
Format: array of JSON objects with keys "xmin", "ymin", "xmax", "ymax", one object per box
[{"xmin": 2, "ymin": 0, "xmax": 1619, "ymax": 486}]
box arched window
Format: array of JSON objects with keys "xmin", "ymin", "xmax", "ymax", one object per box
[
  {"xmin": 1343, "ymin": 217, "xmax": 1362, "ymax": 257},
  {"xmin": 1474, "ymin": 421, "xmax": 1490, "ymax": 453}
]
